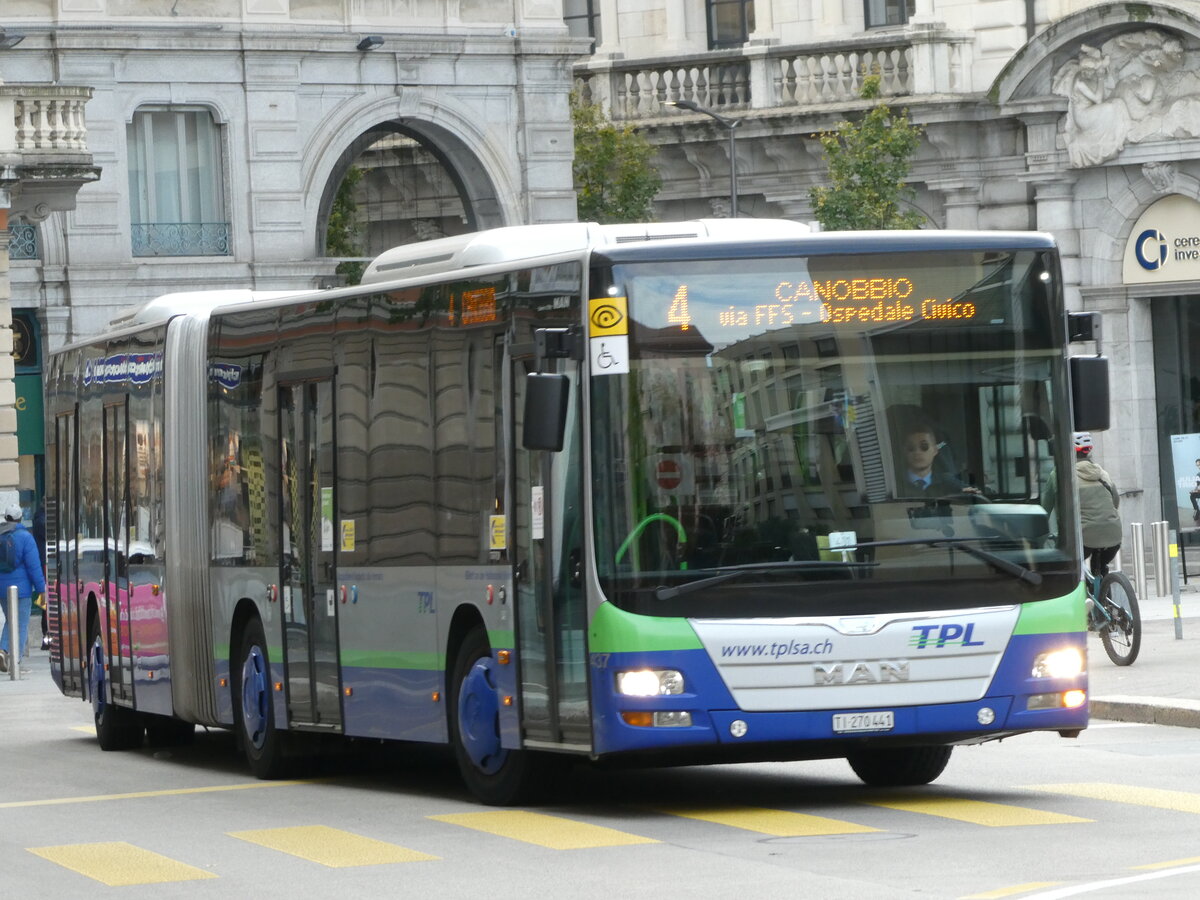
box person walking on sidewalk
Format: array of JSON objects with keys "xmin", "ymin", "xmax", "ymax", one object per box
[{"xmin": 0, "ymin": 504, "xmax": 47, "ymax": 673}]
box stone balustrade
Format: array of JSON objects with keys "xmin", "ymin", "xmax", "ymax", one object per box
[
  {"xmin": 0, "ymin": 83, "xmax": 98, "ymax": 221},
  {"xmin": 0, "ymin": 84, "xmax": 93, "ymax": 156},
  {"xmin": 575, "ymin": 28, "xmax": 972, "ymax": 121}
]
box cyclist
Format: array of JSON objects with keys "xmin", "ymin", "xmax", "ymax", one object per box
[
  {"xmin": 1072, "ymin": 431, "xmax": 1123, "ymax": 576},
  {"xmin": 1043, "ymin": 431, "xmax": 1123, "ymax": 574}
]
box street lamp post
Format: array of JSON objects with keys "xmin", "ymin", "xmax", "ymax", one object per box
[{"xmin": 665, "ymin": 99, "xmax": 742, "ymax": 218}]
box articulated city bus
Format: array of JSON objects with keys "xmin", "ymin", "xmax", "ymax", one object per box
[{"xmin": 44, "ymin": 220, "xmax": 1109, "ymax": 804}]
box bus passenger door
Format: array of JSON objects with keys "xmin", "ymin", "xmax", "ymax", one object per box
[
  {"xmin": 278, "ymin": 379, "xmax": 343, "ymax": 732},
  {"xmin": 52, "ymin": 411, "xmax": 83, "ymax": 696},
  {"xmin": 512, "ymin": 356, "xmax": 590, "ymax": 750},
  {"xmin": 103, "ymin": 400, "xmax": 134, "ymax": 703}
]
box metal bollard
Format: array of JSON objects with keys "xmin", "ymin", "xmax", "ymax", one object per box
[
  {"xmin": 6, "ymin": 585, "xmax": 18, "ymax": 681},
  {"xmin": 1152, "ymin": 520, "xmax": 1171, "ymax": 599},
  {"xmin": 1169, "ymin": 527, "xmax": 1184, "ymax": 640},
  {"xmin": 1130, "ymin": 522, "xmax": 1147, "ymax": 605}
]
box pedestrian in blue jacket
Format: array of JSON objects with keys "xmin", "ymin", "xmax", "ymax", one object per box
[{"xmin": 0, "ymin": 504, "xmax": 47, "ymax": 672}]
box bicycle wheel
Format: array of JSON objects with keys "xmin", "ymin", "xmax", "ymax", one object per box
[{"xmin": 1097, "ymin": 571, "xmax": 1141, "ymax": 666}]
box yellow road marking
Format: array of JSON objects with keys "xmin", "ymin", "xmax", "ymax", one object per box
[
  {"xmin": 861, "ymin": 795, "xmax": 1091, "ymax": 826},
  {"xmin": 0, "ymin": 780, "xmax": 316, "ymax": 809},
  {"xmin": 29, "ymin": 842, "xmax": 216, "ymax": 886},
  {"xmin": 1135, "ymin": 856, "xmax": 1200, "ymax": 870},
  {"xmin": 659, "ymin": 806, "xmax": 879, "ymax": 836},
  {"xmin": 960, "ymin": 883, "xmax": 1063, "ymax": 899},
  {"xmin": 70, "ymin": 725, "xmax": 96, "ymax": 734},
  {"xmin": 429, "ymin": 810, "xmax": 657, "ymax": 849},
  {"xmin": 229, "ymin": 825, "xmax": 437, "ymax": 867},
  {"xmin": 1030, "ymin": 783, "xmax": 1200, "ymax": 814}
]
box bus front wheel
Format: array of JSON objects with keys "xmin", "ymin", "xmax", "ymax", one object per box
[
  {"xmin": 233, "ymin": 618, "xmax": 287, "ymax": 779},
  {"xmin": 449, "ymin": 625, "xmax": 535, "ymax": 805},
  {"xmin": 847, "ymin": 745, "xmax": 953, "ymax": 787}
]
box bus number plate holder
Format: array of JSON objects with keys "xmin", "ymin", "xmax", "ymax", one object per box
[{"xmin": 832, "ymin": 711, "xmax": 894, "ymax": 733}]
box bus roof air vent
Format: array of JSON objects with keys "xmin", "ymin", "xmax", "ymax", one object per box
[{"xmin": 360, "ymin": 219, "xmax": 813, "ymax": 286}]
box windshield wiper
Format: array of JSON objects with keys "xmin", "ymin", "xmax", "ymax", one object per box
[
  {"xmin": 654, "ymin": 559, "xmax": 876, "ymax": 600},
  {"xmin": 843, "ymin": 537, "xmax": 1043, "ymax": 586}
]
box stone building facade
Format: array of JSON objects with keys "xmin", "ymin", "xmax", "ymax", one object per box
[
  {"xmin": 576, "ymin": 0, "xmax": 1200, "ymax": 546},
  {"xmin": 8, "ymin": 1, "xmax": 1200, "ymax": 548},
  {"xmin": 0, "ymin": 3, "xmax": 585, "ymax": 506},
  {"xmin": 0, "ymin": 47, "xmax": 98, "ymax": 510}
]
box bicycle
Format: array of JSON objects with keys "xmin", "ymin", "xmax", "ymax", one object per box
[{"xmin": 1085, "ymin": 565, "xmax": 1141, "ymax": 666}]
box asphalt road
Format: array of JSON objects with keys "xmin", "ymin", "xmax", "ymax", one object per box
[{"xmin": 5, "ymin": 666, "xmax": 1200, "ymax": 899}]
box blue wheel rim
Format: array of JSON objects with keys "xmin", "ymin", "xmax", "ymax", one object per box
[
  {"xmin": 458, "ymin": 656, "xmax": 506, "ymax": 774},
  {"xmin": 89, "ymin": 638, "xmax": 106, "ymax": 721},
  {"xmin": 241, "ymin": 644, "xmax": 269, "ymax": 750}
]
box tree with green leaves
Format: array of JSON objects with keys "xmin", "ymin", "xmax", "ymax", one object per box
[
  {"xmin": 326, "ymin": 165, "xmax": 365, "ymax": 285},
  {"xmin": 810, "ymin": 75, "xmax": 924, "ymax": 231},
  {"xmin": 571, "ymin": 93, "xmax": 661, "ymax": 223}
]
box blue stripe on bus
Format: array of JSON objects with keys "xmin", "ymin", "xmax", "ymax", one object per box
[{"xmin": 340, "ymin": 667, "xmax": 449, "ymax": 743}]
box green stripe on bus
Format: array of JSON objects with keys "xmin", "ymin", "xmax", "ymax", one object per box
[
  {"xmin": 340, "ymin": 651, "xmax": 443, "ymax": 670},
  {"xmin": 487, "ymin": 629, "xmax": 515, "ymax": 648},
  {"xmin": 588, "ymin": 601, "xmax": 702, "ymax": 653},
  {"xmin": 1012, "ymin": 584, "xmax": 1087, "ymax": 635}
]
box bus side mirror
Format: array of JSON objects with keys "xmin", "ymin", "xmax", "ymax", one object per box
[
  {"xmin": 1070, "ymin": 355, "xmax": 1109, "ymax": 432},
  {"xmin": 523, "ymin": 373, "xmax": 569, "ymax": 451}
]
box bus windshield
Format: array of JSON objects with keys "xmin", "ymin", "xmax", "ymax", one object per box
[{"xmin": 590, "ymin": 248, "xmax": 1081, "ymax": 617}]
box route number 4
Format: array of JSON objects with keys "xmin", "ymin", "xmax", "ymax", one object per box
[{"xmin": 668, "ymin": 285, "xmax": 691, "ymax": 331}]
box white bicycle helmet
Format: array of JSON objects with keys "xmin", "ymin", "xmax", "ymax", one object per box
[{"xmin": 1073, "ymin": 431, "xmax": 1094, "ymax": 454}]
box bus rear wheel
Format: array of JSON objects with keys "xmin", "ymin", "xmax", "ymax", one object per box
[
  {"xmin": 847, "ymin": 745, "xmax": 953, "ymax": 787},
  {"xmin": 87, "ymin": 618, "xmax": 143, "ymax": 751},
  {"xmin": 449, "ymin": 625, "xmax": 535, "ymax": 805},
  {"xmin": 233, "ymin": 618, "xmax": 287, "ymax": 778}
]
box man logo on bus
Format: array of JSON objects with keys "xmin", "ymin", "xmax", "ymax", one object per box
[{"xmin": 1134, "ymin": 228, "xmax": 1168, "ymax": 271}]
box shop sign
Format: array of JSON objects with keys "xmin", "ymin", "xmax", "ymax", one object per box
[{"xmin": 1124, "ymin": 194, "xmax": 1200, "ymax": 284}]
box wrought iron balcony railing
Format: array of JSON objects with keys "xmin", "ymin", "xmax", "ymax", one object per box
[
  {"xmin": 131, "ymin": 222, "xmax": 232, "ymax": 257},
  {"xmin": 5, "ymin": 224, "xmax": 39, "ymax": 260}
]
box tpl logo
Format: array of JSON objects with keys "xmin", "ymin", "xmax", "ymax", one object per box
[{"xmin": 910, "ymin": 622, "xmax": 984, "ymax": 649}]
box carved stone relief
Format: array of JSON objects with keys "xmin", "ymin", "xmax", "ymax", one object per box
[
  {"xmin": 1052, "ymin": 29, "xmax": 1200, "ymax": 167},
  {"xmin": 1142, "ymin": 161, "xmax": 1177, "ymax": 194}
]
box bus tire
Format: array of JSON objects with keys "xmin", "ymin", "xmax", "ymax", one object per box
[
  {"xmin": 449, "ymin": 625, "xmax": 535, "ymax": 805},
  {"xmin": 87, "ymin": 618, "xmax": 143, "ymax": 751},
  {"xmin": 233, "ymin": 617, "xmax": 288, "ymax": 779},
  {"xmin": 847, "ymin": 745, "xmax": 953, "ymax": 787}
]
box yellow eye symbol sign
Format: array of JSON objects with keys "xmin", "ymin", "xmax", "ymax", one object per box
[{"xmin": 589, "ymin": 297, "xmax": 628, "ymax": 337}]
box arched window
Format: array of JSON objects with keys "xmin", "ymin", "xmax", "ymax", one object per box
[{"xmin": 127, "ymin": 106, "xmax": 230, "ymax": 257}]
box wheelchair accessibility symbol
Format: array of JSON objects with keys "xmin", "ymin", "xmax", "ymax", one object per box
[{"xmin": 590, "ymin": 335, "xmax": 629, "ymax": 375}]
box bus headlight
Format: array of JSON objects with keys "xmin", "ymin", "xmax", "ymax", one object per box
[
  {"xmin": 616, "ymin": 669, "xmax": 685, "ymax": 696},
  {"xmin": 1031, "ymin": 648, "xmax": 1084, "ymax": 679}
]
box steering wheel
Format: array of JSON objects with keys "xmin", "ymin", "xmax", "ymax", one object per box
[{"xmin": 615, "ymin": 513, "xmax": 688, "ymax": 571}]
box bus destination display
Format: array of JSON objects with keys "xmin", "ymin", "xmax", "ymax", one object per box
[{"xmin": 662, "ymin": 277, "xmax": 980, "ymax": 332}]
